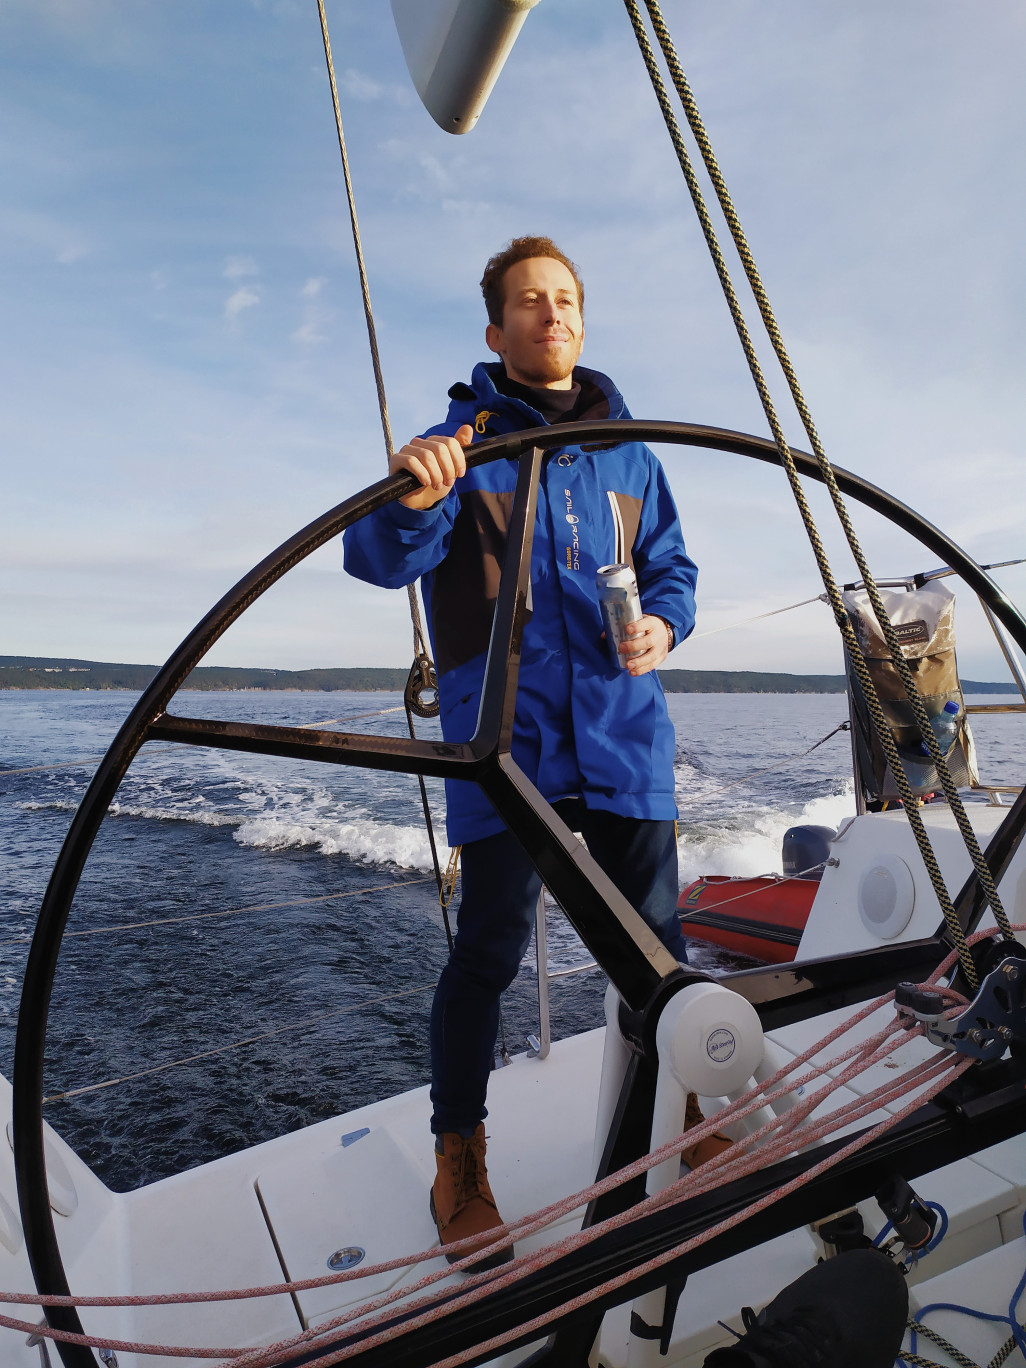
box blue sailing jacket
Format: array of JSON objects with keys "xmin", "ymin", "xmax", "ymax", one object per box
[{"xmin": 344, "ymin": 362, "xmax": 697, "ymax": 845}]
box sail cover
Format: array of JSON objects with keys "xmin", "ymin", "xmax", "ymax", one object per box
[
  {"xmin": 391, "ymin": 0, "xmax": 541, "ymax": 133},
  {"xmin": 843, "ymin": 581, "xmax": 979, "ymax": 802}
]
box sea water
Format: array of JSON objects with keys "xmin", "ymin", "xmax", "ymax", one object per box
[{"xmin": 0, "ymin": 689, "xmax": 1021, "ymax": 1190}]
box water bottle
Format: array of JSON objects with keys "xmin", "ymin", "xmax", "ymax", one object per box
[{"xmin": 919, "ymin": 700, "xmax": 961, "ymax": 758}]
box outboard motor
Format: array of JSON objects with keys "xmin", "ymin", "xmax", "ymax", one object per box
[{"xmin": 782, "ymin": 824, "xmax": 836, "ymax": 881}]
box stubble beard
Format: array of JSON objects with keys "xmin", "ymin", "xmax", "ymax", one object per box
[{"xmin": 510, "ymin": 341, "xmax": 582, "ymax": 388}]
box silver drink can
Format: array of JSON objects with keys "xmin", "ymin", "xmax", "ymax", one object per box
[{"xmin": 597, "ymin": 563, "xmax": 642, "ymax": 669}]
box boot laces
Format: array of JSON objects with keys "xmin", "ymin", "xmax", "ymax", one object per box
[
  {"xmin": 449, "ymin": 1132, "xmax": 493, "ymax": 1210},
  {"xmin": 737, "ymin": 1307, "xmax": 831, "ymax": 1367}
]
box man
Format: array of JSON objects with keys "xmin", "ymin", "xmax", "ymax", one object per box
[{"xmin": 344, "ymin": 236, "xmax": 705, "ymax": 1265}]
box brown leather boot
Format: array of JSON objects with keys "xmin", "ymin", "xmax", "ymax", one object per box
[
  {"xmin": 681, "ymin": 1092, "xmax": 734, "ymax": 1170},
  {"xmin": 429, "ymin": 1125, "xmax": 513, "ymax": 1269}
]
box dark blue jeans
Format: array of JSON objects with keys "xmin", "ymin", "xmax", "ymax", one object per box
[{"xmin": 429, "ymin": 806, "xmax": 687, "ymax": 1135}]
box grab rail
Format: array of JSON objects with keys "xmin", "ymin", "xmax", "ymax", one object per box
[{"xmin": 527, "ymin": 890, "xmax": 598, "ymax": 1061}]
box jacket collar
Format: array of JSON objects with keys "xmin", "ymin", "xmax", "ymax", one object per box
[{"xmin": 450, "ymin": 361, "xmax": 629, "ymax": 427}]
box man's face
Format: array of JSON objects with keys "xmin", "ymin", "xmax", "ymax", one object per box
[{"xmin": 485, "ymin": 257, "xmax": 584, "ymax": 389}]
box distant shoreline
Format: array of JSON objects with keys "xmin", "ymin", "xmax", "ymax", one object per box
[{"xmin": 0, "ymin": 655, "xmax": 1018, "ymax": 695}]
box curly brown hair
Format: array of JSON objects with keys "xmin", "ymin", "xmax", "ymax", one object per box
[{"xmin": 480, "ymin": 236, "xmax": 584, "ymax": 327}]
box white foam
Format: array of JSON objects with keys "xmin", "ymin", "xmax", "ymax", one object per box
[
  {"xmin": 676, "ymin": 787, "xmax": 855, "ymax": 884},
  {"xmin": 108, "ymin": 801, "xmax": 240, "ymax": 828},
  {"xmin": 233, "ymin": 814, "xmax": 450, "ymax": 872}
]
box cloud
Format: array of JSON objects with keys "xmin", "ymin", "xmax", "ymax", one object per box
[
  {"xmin": 224, "ymin": 254, "xmax": 258, "ymax": 280},
  {"xmin": 417, "ymin": 153, "xmax": 452, "ymax": 193},
  {"xmin": 339, "ymin": 68, "xmax": 411, "ymax": 106},
  {"xmin": 340, "ymin": 68, "xmax": 384, "ymax": 101},
  {"xmin": 441, "ymin": 198, "xmax": 491, "ymax": 217},
  {"xmin": 224, "ymin": 285, "xmax": 260, "ymax": 319},
  {"xmin": 292, "ymin": 318, "xmax": 326, "ymax": 344},
  {"xmin": 293, "ymin": 279, "xmax": 329, "ymax": 343},
  {"xmin": 0, "ymin": 208, "xmax": 89, "ymax": 264}
]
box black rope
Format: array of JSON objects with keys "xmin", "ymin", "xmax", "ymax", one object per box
[
  {"xmin": 621, "ymin": 0, "xmax": 1012, "ymax": 984},
  {"xmin": 635, "ymin": 0, "xmax": 1013, "ymax": 954},
  {"xmin": 905, "ymin": 1317, "xmax": 982, "ymax": 1368}
]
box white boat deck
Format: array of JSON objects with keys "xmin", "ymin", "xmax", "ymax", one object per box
[
  {"xmin": 0, "ymin": 1033, "xmax": 604, "ymax": 1367},
  {"xmin": 2, "ymin": 993, "xmax": 1025, "ymax": 1367}
]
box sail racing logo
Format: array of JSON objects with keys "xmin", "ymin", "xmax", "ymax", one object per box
[
  {"xmin": 706, "ymin": 1028, "xmax": 736, "ymax": 1063},
  {"xmin": 564, "ymin": 488, "xmax": 580, "ymax": 571}
]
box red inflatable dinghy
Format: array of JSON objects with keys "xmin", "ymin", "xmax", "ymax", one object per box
[{"xmin": 676, "ymin": 874, "xmax": 817, "ymax": 964}]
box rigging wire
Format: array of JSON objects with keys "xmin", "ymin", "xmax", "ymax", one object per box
[
  {"xmin": 315, "ymin": 0, "xmax": 446, "ymax": 918},
  {"xmin": 0, "ymin": 757, "xmax": 106, "ymax": 779},
  {"xmin": 622, "ymin": 0, "xmax": 1013, "ymax": 985},
  {"xmin": 689, "ymin": 594, "xmax": 823, "ymax": 639},
  {"xmin": 313, "ymin": 0, "xmax": 431, "ymax": 672},
  {"xmin": 676, "ymin": 863, "xmax": 826, "ymax": 922},
  {"xmin": 314, "ymin": 0, "xmax": 393, "ymax": 464},
  {"xmin": 298, "ymin": 704, "xmax": 407, "ymax": 728},
  {"xmin": 0, "ymin": 745, "xmax": 179, "ymax": 779},
  {"xmin": 0, "ymin": 878, "xmax": 435, "ymax": 950},
  {"xmin": 41, "ymin": 982, "xmax": 436, "ymax": 1105},
  {"xmin": 678, "ymin": 720, "xmax": 850, "ymax": 802},
  {"xmin": 690, "ymin": 555, "xmax": 1024, "ymax": 640},
  {"xmin": 633, "ymin": 0, "xmax": 1015, "ymax": 958}
]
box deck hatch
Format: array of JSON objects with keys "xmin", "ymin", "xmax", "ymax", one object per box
[{"xmin": 255, "ymin": 1127, "xmax": 443, "ymax": 1328}]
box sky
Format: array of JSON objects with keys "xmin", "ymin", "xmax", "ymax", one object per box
[{"xmin": 1, "ymin": 0, "xmax": 1024, "ymax": 679}]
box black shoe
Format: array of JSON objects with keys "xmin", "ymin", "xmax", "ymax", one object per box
[{"xmin": 703, "ymin": 1249, "xmax": 908, "ymax": 1368}]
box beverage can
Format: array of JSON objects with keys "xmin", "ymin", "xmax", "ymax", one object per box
[{"xmin": 596, "ymin": 563, "xmax": 642, "ymax": 670}]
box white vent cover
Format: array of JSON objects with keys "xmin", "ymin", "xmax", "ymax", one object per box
[{"xmin": 857, "ymin": 855, "xmax": 916, "ymax": 940}]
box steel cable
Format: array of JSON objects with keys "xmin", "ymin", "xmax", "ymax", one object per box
[
  {"xmin": 41, "ymin": 982, "xmax": 436, "ymax": 1105},
  {"xmin": 315, "ymin": 0, "xmax": 432, "ymax": 668},
  {"xmin": 0, "ymin": 878, "xmax": 436, "ymax": 950},
  {"xmin": 678, "ymin": 719, "xmax": 850, "ymax": 802},
  {"xmin": 315, "ymin": 1, "xmax": 447, "ymax": 931}
]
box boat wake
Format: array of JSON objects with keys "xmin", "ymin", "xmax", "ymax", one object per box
[
  {"xmin": 233, "ymin": 811, "xmax": 448, "ymax": 869},
  {"xmin": 17, "ymin": 766, "xmax": 856, "ymax": 882},
  {"xmin": 676, "ymin": 787, "xmax": 855, "ymax": 883}
]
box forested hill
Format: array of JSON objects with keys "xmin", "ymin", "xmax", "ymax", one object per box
[
  {"xmin": 0, "ymin": 657, "xmax": 409, "ymax": 693},
  {"xmin": 0, "ymin": 656, "xmax": 1017, "ymax": 694}
]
